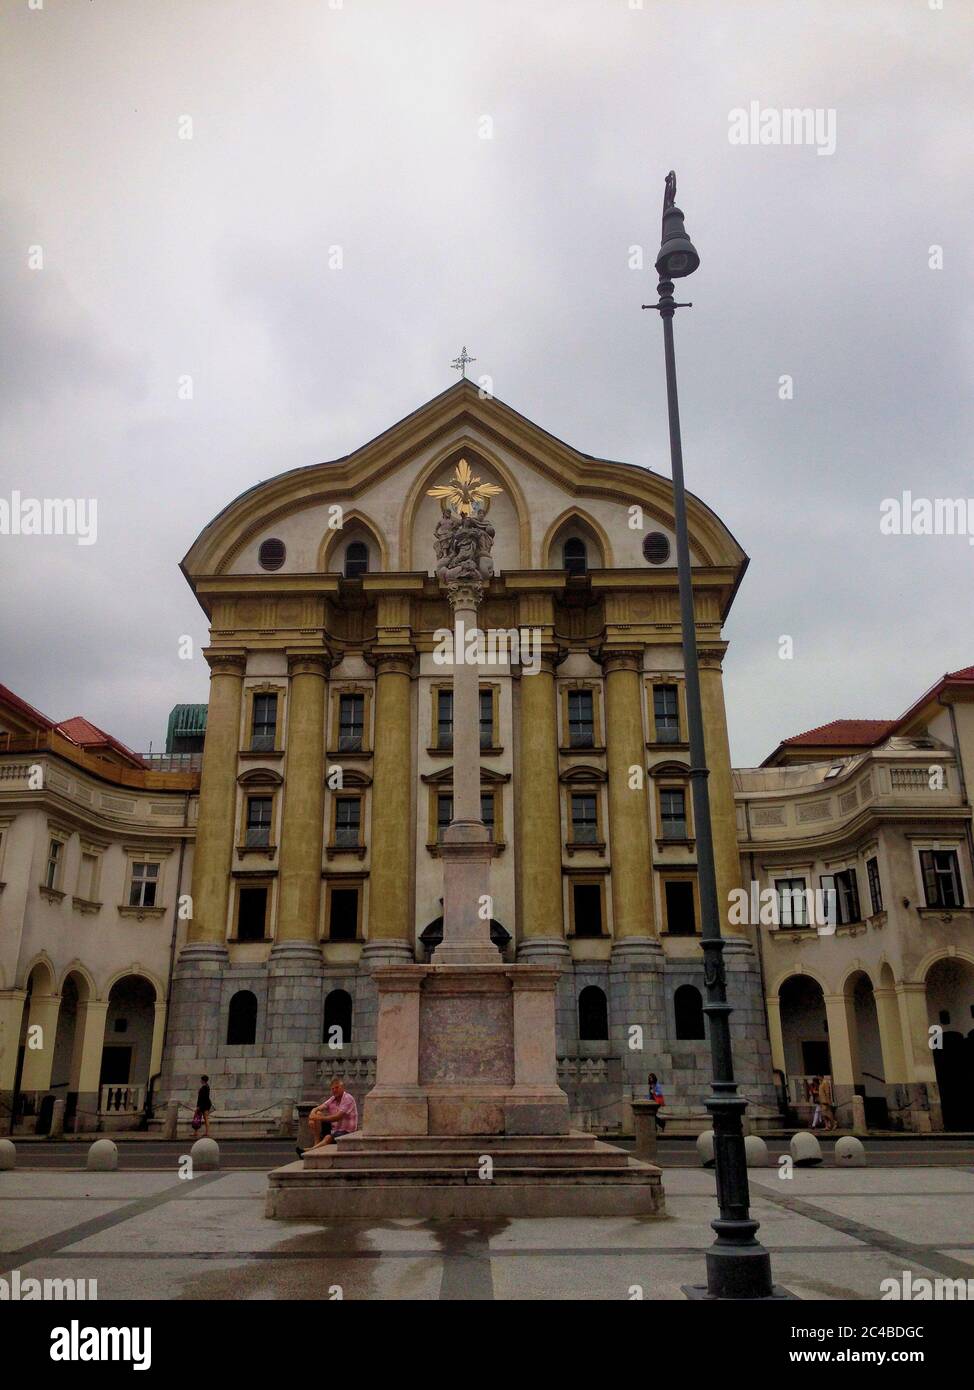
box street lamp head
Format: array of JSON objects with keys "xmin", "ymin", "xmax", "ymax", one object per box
[{"xmin": 655, "ymin": 171, "xmax": 699, "ymax": 279}]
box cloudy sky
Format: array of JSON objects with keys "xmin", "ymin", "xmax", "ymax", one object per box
[{"xmin": 1, "ymin": 0, "xmax": 970, "ymax": 766}]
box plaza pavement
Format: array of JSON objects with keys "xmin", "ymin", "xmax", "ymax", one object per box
[{"xmin": 3, "ymin": 1156, "xmax": 974, "ymax": 1300}]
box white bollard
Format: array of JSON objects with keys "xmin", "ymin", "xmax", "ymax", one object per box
[
  {"xmin": 790, "ymin": 1130, "xmax": 823, "ymax": 1166},
  {"xmin": 696, "ymin": 1129, "xmax": 715, "ymax": 1167},
  {"xmin": 744, "ymin": 1134, "xmax": 770, "ymax": 1167},
  {"xmin": 0, "ymin": 1138, "xmax": 16, "ymax": 1171},
  {"xmin": 49, "ymin": 1098, "xmax": 66, "ymax": 1140},
  {"xmin": 191, "ymin": 1137, "xmax": 220, "ymax": 1170},
  {"xmin": 834, "ymin": 1135, "xmax": 867, "ymax": 1167},
  {"xmin": 87, "ymin": 1139, "xmax": 118, "ymax": 1172}
]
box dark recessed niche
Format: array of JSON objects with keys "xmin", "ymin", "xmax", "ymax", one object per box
[
  {"xmin": 642, "ymin": 532, "xmax": 671, "ymax": 565},
  {"xmin": 258, "ymin": 538, "xmax": 286, "ymax": 571}
]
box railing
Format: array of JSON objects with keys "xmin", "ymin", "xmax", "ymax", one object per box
[
  {"xmin": 0, "ymin": 731, "xmax": 199, "ymax": 790},
  {"xmin": 142, "ymin": 752, "xmax": 203, "ymax": 772},
  {"xmin": 99, "ymin": 1084, "xmax": 145, "ymax": 1114},
  {"xmin": 557, "ymin": 1057, "xmax": 610, "ymax": 1085},
  {"xmin": 890, "ymin": 766, "xmax": 938, "ymax": 791}
]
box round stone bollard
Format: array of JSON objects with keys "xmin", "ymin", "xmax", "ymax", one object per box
[
  {"xmin": 696, "ymin": 1129, "xmax": 715, "ymax": 1167},
  {"xmin": 87, "ymin": 1139, "xmax": 118, "ymax": 1172},
  {"xmin": 790, "ymin": 1130, "xmax": 823, "ymax": 1166},
  {"xmin": 744, "ymin": 1134, "xmax": 769, "ymax": 1168},
  {"xmin": 191, "ymin": 1137, "xmax": 220, "ymax": 1171},
  {"xmin": 0, "ymin": 1138, "xmax": 16, "ymax": 1171},
  {"xmin": 834, "ymin": 1135, "xmax": 867, "ymax": 1167}
]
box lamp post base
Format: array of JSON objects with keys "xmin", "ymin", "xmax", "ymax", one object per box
[{"xmin": 683, "ymin": 1242, "xmax": 797, "ymax": 1300}]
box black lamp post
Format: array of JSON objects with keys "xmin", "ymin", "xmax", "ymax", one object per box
[{"xmin": 644, "ymin": 172, "xmax": 791, "ymax": 1300}]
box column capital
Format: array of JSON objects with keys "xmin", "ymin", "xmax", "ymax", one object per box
[
  {"xmin": 286, "ymin": 651, "xmax": 331, "ymax": 678},
  {"xmin": 445, "ymin": 580, "xmax": 485, "ymax": 611},
  {"xmin": 698, "ymin": 644, "xmax": 729, "ymax": 670},
  {"xmin": 203, "ymin": 649, "xmax": 247, "ymax": 677},
  {"xmin": 368, "ymin": 648, "xmax": 415, "ymax": 678},
  {"xmin": 598, "ymin": 647, "xmax": 644, "ymax": 675}
]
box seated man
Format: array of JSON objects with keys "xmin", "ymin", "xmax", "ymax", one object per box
[{"xmin": 302, "ymin": 1077, "xmax": 358, "ymax": 1154}]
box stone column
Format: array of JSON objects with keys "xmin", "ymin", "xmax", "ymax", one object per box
[
  {"xmin": 69, "ymin": 999, "xmax": 108, "ymax": 1131},
  {"xmin": 18, "ymin": 991, "xmax": 61, "ymax": 1095},
  {"xmin": 895, "ymin": 981, "xmax": 940, "ymax": 1131},
  {"xmin": 363, "ymin": 649, "xmax": 416, "ymax": 965},
  {"xmin": 698, "ymin": 649, "xmax": 746, "ymax": 937},
  {"xmin": 0, "ymin": 991, "xmax": 26, "ymax": 1115},
  {"xmin": 765, "ymin": 992, "xmax": 786, "ymax": 1075},
  {"xmin": 433, "ymin": 581, "xmax": 499, "ymax": 966},
  {"xmin": 602, "ymin": 649, "xmax": 656, "ymax": 942},
  {"xmin": 276, "ymin": 652, "xmax": 329, "ymax": 944},
  {"xmin": 874, "ymin": 986, "xmax": 908, "ymax": 1082},
  {"xmin": 824, "ymin": 991, "xmax": 858, "ymax": 1122},
  {"xmin": 186, "ymin": 651, "xmax": 245, "ymax": 947},
  {"xmin": 516, "ymin": 635, "xmax": 569, "ymax": 963}
]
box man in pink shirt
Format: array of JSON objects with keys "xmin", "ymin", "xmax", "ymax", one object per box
[{"xmin": 306, "ymin": 1077, "xmax": 358, "ymax": 1150}]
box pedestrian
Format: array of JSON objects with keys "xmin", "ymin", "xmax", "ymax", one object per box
[
  {"xmin": 809, "ymin": 1075, "xmax": 823, "ymax": 1129},
  {"xmin": 192, "ymin": 1074, "xmax": 213, "ymax": 1138},
  {"xmin": 647, "ymin": 1071, "xmax": 666, "ymax": 1134},
  {"xmin": 818, "ymin": 1073, "xmax": 836, "ymax": 1131}
]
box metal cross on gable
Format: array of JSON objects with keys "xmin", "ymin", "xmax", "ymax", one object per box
[{"xmin": 450, "ymin": 345, "xmax": 476, "ymax": 378}]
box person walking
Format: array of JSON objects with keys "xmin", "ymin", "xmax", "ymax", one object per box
[
  {"xmin": 647, "ymin": 1071, "xmax": 666, "ymax": 1134},
  {"xmin": 193, "ymin": 1075, "xmax": 213, "ymax": 1138},
  {"xmin": 818, "ymin": 1073, "xmax": 836, "ymax": 1131},
  {"xmin": 809, "ymin": 1076, "xmax": 823, "ymax": 1129}
]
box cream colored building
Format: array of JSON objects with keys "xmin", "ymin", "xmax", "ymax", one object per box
[
  {"xmin": 738, "ymin": 665, "xmax": 974, "ymax": 1132},
  {"xmin": 0, "ymin": 685, "xmax": 196, "ymax": 1132}
]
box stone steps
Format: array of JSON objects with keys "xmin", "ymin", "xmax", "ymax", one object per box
[{"xmin": 302, "ymin": 1141, "xmax": 629, "ymax": 1171}]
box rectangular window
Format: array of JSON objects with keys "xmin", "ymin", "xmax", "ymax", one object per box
[
  {"xmin": 572, "ymin": 882, "xmax": 603, "ymax": 937},
  {"xmin": 567, "ymin": 690, "xmax": 594, "ymax": 748},
  {"xmin": 437, "ymin": 793, "xmax": 453, "ymax": 839},
  {"xmin": 245, "ymin": 797, "xmax": 273, "ymax": 848},
  {"xmin": 237, "ymin": 886, "xmax": 268, "ymax": 941},
  {"xmin": 250, "ymin": 693, "xmax": 278, "ymax": 751},
  {"xmin": 919, "ymin": 849, "xmax": 963, "ymax": 909},
  {"xmin": 45, "ymin": 838, "xmax": 62, "ymax": 889},
  {"xmin": 338, "ymin": 694, "xmax": 365, "ymax": 752},
  {"xmin": 437, "ymin": 689, "xmax": 454, "ymax": 749},
  {"xmin": 334, "ymin": 796, "xmax": 361, "ymax": 847},
  {"xmin": 328, "ymin": 887, "xmax": 359, "ymax": 941},
  {"xmin": 653, "ymin": 685, "xmax": 680, "ymax": 743},
  {"xmin": 660, "ymin": 788, "xmax": 687, "ymax": 840},
  {"xmin": 775, "ymin": 876, "xmax": 808, "ymax": 927},
  {"xmin": 480, "ymin": 792, "xmax": 494, "ymax": 836},
  {"xmin": 866, "ymin": 857, "xmax": 884, "ymax": 915},
  {"xmin": 128, "ymin": 861, "xmax": 159, "ymax": 908},
  {"xmin": 571, "ymin": 793, "xmax": 598, "ymax": 844},
  {"xmin": 78, "ymin": 852, "xmax": 98, "ymax": 900},
  {"xmin": 820, "ymin": 867, "xmax": 861, "ymax": 926},
  {"xmin": 665, "ymin": 880, "xmax": 696, "ymax": 935},
  {"xmin": 479, "ymin": 689, "xmax": 494, "ymax": 749}
]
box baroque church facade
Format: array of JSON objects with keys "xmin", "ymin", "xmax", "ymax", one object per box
[{"xmin": 162, "ymin": 380, "xmax": 778, "ymax": 1127}]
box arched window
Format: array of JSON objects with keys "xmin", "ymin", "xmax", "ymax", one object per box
[
  {"xmin": 226, "ymin": 990, "xmax": 257, "ymax": 1046},
  {"xmin": 344, "ymin": 542, "xmax": 369, "ymax": 578},
  {"xmin": 323, "ymin": 989, "xmax": 353, "ymax": 1047},
  {"xmin": 674, "ymin": 984, "xmax": 705, "ymax": 1040},
  {"xmin": 578, "ymin": 985, "xmax": 608, "ymax": 1041},
  {"xmin": 563, "ymin": 537, "xmax": 587, "ymax": 575}
]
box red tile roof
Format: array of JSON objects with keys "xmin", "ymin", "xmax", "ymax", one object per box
[
  {"xmin": 780, "ymin": 719, "xmax": 897, "ymax": 749},
  {"xmin": 0, "ymin": 683, "xmax": 56, "ymax": 731},
  {"xmin": 56, "ymin": 715, "xmax": 145, "ymax": 768}
]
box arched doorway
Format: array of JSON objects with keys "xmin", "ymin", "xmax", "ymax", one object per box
[
  {"xmin": 100, "ymin": 975, "xmax": 157, "ymax": 1122},
  {"xmin": 578, "ymin": 986, "xmax": 609, "ymax": 1041},
  {"xmin": 926, "ymin": 957, "xmax": 974, "ymax": 1130},
  {"xmin": 323, "ymin": 989, "xmax": 353, "ymax": 1048},
  {"xmin": 674, "ymin": 985, "xmax": 706, "ymax": 1040},
  {"xmin": 51, "ymin": 972, "xmax": 93, "ymax": 1129},
  {"xmin": 778, "ymin": 974, "xmax": 830, "ymax": 1119}
]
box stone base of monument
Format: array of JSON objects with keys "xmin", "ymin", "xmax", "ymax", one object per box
[
  {"xmin": 266, "ymin": 962, "xmax": 665, "ymax": 1219},
  {"xmin": 266, "ymin": 1133, "xmax": 663, "ymax": 1218}
]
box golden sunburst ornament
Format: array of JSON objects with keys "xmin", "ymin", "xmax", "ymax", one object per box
[{"xmin": 427, "ymin": 458, "xmax": 503, "ymax": 516}]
